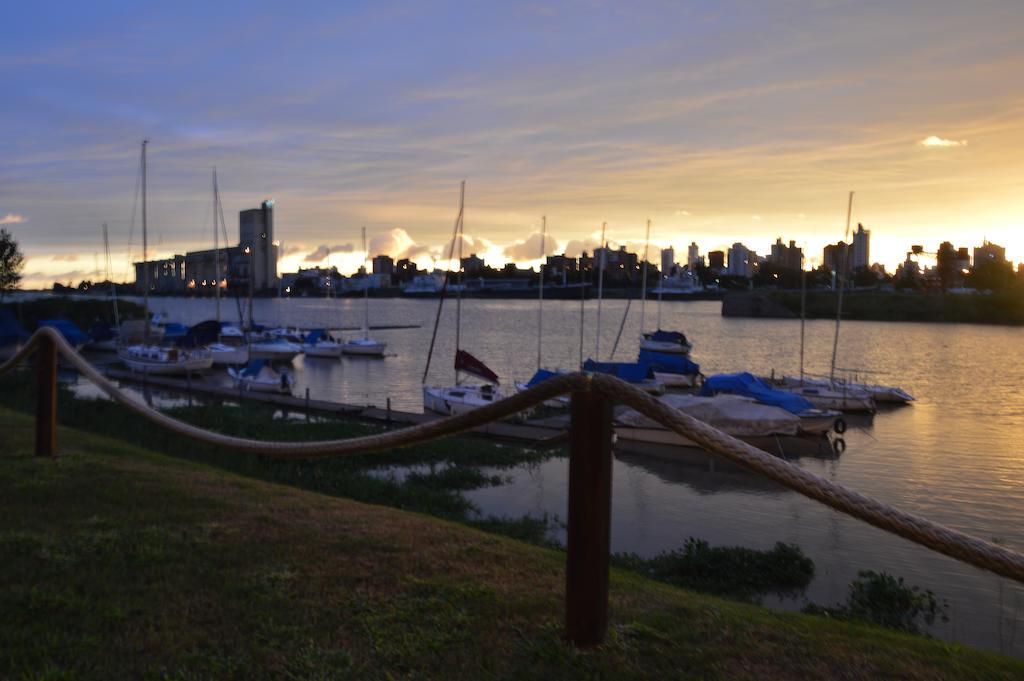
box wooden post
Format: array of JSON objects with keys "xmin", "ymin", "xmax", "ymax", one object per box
[
  {"xmin": 386, "ymin": 397, "xmax": 392, "ymax": 424},
  {"xmin": 35, "ymin": 334, "xmax": 57, "ymax": 458},
  {"xmin": 566, "ymin": 388, "xmax": 613, "ymax": 647}
]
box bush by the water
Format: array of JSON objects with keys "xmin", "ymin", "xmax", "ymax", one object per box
[
  {"xmin": 612, "ymin": 538, "xmax": 815, "ymax": 601},
  {"xmin": 804, "ymin": 570, "xmax": 949, "ymax": 634}
]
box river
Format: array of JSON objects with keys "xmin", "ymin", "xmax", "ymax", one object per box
[{"xmin": 117, "ymin": 295, "xmax": 1024, "ymax": 655}]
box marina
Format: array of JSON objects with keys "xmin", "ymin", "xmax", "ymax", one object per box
[{"xmin": 37, "ymin": 293, "xmax": 1023, "ymax": 656}]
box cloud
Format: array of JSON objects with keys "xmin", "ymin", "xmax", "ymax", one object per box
[
  {"xmin": 0, "ymin": 213, "xmax": 26, "ymax": 224},
  {"xmin": 919, "ymin": 136, "xmax": 967, "ymax": 147},
  {"xmin": 51, "ymin": 254, "xmax": 79, "ymax": 262},
  {"xmin": 674, "ymin": 210, "xmax": 691, "ymax": 216},
  {"xmin": 282, "ymin": 244, "xmax": 305, "ymax": 256},
  {"xmin": 368, "ymin": 227, "xmax": 430, "ymax": 260},
  {"xmin": 563, "ymin": 238, "xmax": 601, "ymax": 258},
  {"xmin": 303, "ymin": 243, "xmax": 353, "ymax": 262},
  {"xmin": 440, "ymin": 233, "xmax": 496, "ymax": 260},
  {"xmin": 503, "ymin": 231, "xmax": 560, "ymax": 260}
]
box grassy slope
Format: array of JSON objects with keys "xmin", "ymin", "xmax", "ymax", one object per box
[{"xmin": 1, "ymin": 408, "xmax": 1021, "ymax": 680}]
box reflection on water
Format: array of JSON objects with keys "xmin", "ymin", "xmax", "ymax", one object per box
[{"xmin": 120, "ymin": 296, "xmax": 1024, "ymax": 655}]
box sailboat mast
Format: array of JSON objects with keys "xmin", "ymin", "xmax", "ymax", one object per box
[
  {"xmin": 361, "ymin": 226, "xmax": 370, "ymax": 339},
  {"xmin": 595, "ymin": 221, "xmax": 606, "ymax": 358},
  {"xmin": 213, "ymin": 168, "xmax": 221, "ymax": 325},
  {"xmin": 421, "ymin": 182, "xmax": 464, "ymax": 385},
  {"xmin": 640, "ymin": 218, "xmax": 650, "ymax": 335},
  {"xmin": 799, "ymin": 262, "xmax": 807, "ymax": 384},
  {"xmin": 656, "ymin": 241, "xmax": 664, "ymax": 331},
  {"xmin": 830, "ymin": 191, "xmax": 855, "ymax": 383},
  {"xmin": 537, "ymin": 215, "xmax": 546, "ymax": 371},
  {"xmin": 141, "ymin": 139, "xmax": 150, "ymax": 345},
  {"xmin": 455, "ymin": 181, "xmax": 465, "ymax": 385},
  {"xmin": 102, "ymin": 223, "xmax": 119, "ymax": 328}
]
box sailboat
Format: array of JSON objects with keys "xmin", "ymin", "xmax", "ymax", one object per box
[
  {"xmin": 638, "ymin": 225, "xmax": 693, "ymax": 355},
  {"xmin": 86, "ymin": 223, "xmax": 121, "ymax": 351},
  {"xmin": 515, "ymin": 216, "xmax": 571, "ymax": 407},
  {"xmin": 771, "ymin": 194, "xmax": 907, "ymax": 410},
  {"xmin": 228, "ymin": 359, "xmax": 294, "ymax": 393},
  {"xmin": 342, "ymin": 227, "xmax": 387, "ymax": 356},
  {"xmin": 423, "ymin": 182, "xmax": 504, "ymax": 415},
  {"xmin": 301, "ymin": 251, "xmax": 344, "ymax": 358},
  {"xmin": 206, "ymin": 168, "xmax": 250, "ymax": 366},
  {"xmin": 118, "ymin": 140, "xmax": 213, "ymax": 375}
]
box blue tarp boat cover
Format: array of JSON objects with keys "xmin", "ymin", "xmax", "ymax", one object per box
[
  {"xmin": 646, "ymin": 329, "xmax": 688, "ymax": 344},
  {"xmin": 304, "ymin": 329, "xmax": 329, "ymax": 344},
  {"xmin": 583, "ymin": 359, "xmax": 655, "ymax": 383},
  {"xmin": 0, "ymin": 309, "xmax": 28, "ymax": 346},
  {"xmin": 638, "ymin": 349, "xmax": 699, "ymax": 375},
  {"xmin": 524, "ymin": 369, "xmax": 560, "ymax": 388},
  {"xmin": 239, "ymin": 359, "xmax": 268, "ymax": 377},
  {"xmin": 161, "ymin": 322, "xmax": 188, "ymax": 339},
  {"xmin": 700, "ymin": 372, "xmax": 813, "ymax": 414},
  {"xmin": 39, "ymin": 319, "xmax": 88, "ymax": 347}
]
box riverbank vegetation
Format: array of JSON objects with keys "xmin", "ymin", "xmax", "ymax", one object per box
[
  {"xmin": 722, "ymin": 289, "xmax": 1024, "ymax": 325},
  {"xmin": 2, "ymin": 407, "xmax": 1021, "ymax": 679}
]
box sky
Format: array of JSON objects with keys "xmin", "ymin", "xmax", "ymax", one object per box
[{"xmin": 2, "ymin": 0, "xmax": 1023, "ymax": 287}]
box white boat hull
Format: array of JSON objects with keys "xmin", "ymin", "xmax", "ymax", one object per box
[
  {"xmin": 779, "ymin": 386, "xmax": 874, "ymax": 412},
  {"xmin": 249, "ymin": 342, "xmax": 302, "ymax": 362},
  {"xmin": 342, "ymin": 339, "xmax": 387, "ymax": 356},
  {"xmin": 614, "ymin": 426, "xmax": 833, "ymax": 458},
  {"xmin": 210, "ymin": 343, "xmax": 250, "ymax": 365},
  {"xmin": 423, "ymin": 385, "xmax": 502, "ymax": 415},
  {"xmin": 303, "ymin": 342, "xmax": 344, "ymax": 358},
  {"xmin": 639, "ymin": 339, "xmax": 693, "ymax": 355},
  {"xmin": 653, "ymin": 371, "xmax": 698, "ymax": 388},
  {"xmin": 118, "ymin": 346, "xmax": 213, "ymax": 375}
]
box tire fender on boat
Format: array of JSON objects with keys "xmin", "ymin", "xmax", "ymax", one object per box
[{"xmin": 834, "ymin": 418, "xmax": 847, "ymax": 434}]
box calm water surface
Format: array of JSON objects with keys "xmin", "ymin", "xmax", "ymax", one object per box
[{"xmin": 125, "ymin": 296, "xmax": 1024, "ymax": 655}]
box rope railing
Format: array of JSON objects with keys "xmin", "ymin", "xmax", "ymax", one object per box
[{"xmin": 7, "ymin": 326, "xmax": 1024, "ymax": 646}]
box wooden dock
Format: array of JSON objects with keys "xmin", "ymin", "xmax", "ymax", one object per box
[{"xmin": 99, "ymin": 367, "xmax": 567, "ymax": 447}]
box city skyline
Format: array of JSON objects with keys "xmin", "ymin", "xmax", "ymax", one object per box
[{"xmin": 3, "ymin": 1, "xmax": 1023, "ymax": 287}]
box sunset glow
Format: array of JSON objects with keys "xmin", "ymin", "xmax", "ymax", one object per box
[{"xmin": 2, "ymin": 1, "xmax": 1023, "ymax": 287}]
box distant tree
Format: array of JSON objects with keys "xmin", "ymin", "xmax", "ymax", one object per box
[
  {"xmin": 0, "ymin": 228, "xmax": 25, "ymax": 301},
  {"xmin": 968, "ymin": 260, "xmax": 1014, "ymax": 292},
  {"xmin": 752, "ymin": 263, "xmax": 802, "ymax": 289},
  {"xmin": 851, "ymin": 266, "xmax": 881, "ymax": 288},
  {"xmin": 894, "ymin": 264, "xmax": 921, "ymax": 291}
]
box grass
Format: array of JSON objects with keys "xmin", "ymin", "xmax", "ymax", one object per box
[{"xmin": 2, "ymin": 408, "xmax": 1023, "ymax": 679}]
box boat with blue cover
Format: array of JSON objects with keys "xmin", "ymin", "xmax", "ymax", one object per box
[
  {"xmin": 583, "ymin": 359, "xmax": 665, "ymax": 394},
  {"xmin": 700, "ymin": 372, "xmax": 843, "ymax": 435}
]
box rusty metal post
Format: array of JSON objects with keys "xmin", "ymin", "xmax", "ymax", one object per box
[
  {"xmin": 35, "ymin": 334, "xmax": 57, "ymax": 457},
  {"xmin": 566, "ymin": 387, "xmax": 613, "ymax": 647}
]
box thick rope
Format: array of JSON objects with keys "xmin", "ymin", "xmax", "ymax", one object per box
[{"xmin": 5, "ymin": 327, "xmax": 1024, "ymax": 585}]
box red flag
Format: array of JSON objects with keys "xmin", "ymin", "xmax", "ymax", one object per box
[{"xmin": 455, "ymin": 349, "xmax": 500, "ymax": 384}]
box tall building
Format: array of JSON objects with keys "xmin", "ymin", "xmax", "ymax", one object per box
[
  {"xmin": 372, "ymin": 255, "xmax": 395, "ymax": 276},
  {"xmin": 852, "ymin": 223, "xmax": 870, "ymax": 269},
  {"xmin": 661, "ymin": 247, "xmax": 675, "ymax": 276},
  {"xmin": 974, "ymin": 240, "xmax": 1006, "ymax": 266},
  {"xmin": 708, "ymin": 250, "xmax": 725, "ymax": 271},
  {"xmin": 823, "ymin": 241, "xmax": 850, "ymax": 273},
  {"xmin": 769, "ymin": 238, "xmax": 804, "ymax": 270},
  {"xmin": 239, "ymin": 200, "xmax": 279, "ymax": 292},
  {"xmin": 726, "ymin": 242, "xmax": 756, "ymax": 278},
  {"xmin": 461, "ymin": 253, "xmax": 486, "ymax": 274},
  {"xmin": 687, "ymin": 242, "xmax": 700, "ymax": 268},
  {"xmin": 134, "ymin": 256, "xmax": 186, "ymax": 294}
]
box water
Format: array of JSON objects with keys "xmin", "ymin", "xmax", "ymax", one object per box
[{"xmin": 124, "ymin": 295, "xmax": 1024, "ymax": 655}]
